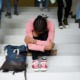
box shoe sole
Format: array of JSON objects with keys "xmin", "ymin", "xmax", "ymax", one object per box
[
  {"xmin": 33, "ymin": 69, "xmax": 39, "ymax": 72},
  {"xmin": 59, "ymin": 26, "xmax": 64, "ymax": 29},
  {"xmin": 40, "ymin": 68, "xmax": 47, "ymax": 72}
]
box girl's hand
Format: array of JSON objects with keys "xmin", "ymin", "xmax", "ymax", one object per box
[
  {"xmin": 44, "ymin": 41, "xmax": 53, "ymax": 50},
  {"xmin": 24, "ymin": 36, "xmax": 37, "ymax": 44},
  {"xmin": 24, "ymin": 36, "xmax": 33, "ymax": 44}
]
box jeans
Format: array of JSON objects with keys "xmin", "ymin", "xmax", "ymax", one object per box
[
  {"xmin": 6, "ymin": 0, "xmax": 11, "ymax": 12},
  {"xmin": 14, "ymin": 0, "xmax": 18, "ymax": 13},
  {"xmin": 6, "ymin": 0, "xmax": 18, "ymax": 13}
]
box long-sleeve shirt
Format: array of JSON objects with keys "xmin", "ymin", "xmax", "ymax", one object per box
[{"xmin": 26, "ymin": 19, "xmax": 55, "ymax": 52}]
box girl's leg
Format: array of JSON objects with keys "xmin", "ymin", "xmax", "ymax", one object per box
[
  {"xmin": 28, "ymin": 50, "xmax": 39, "ymax": 60},
  {"xmin": 28, "ymin": 49, "xmax": 39, "ymax": 71}
]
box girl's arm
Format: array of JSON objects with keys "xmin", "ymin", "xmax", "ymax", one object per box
[{"xmin": 34, "ymin": 20, "xmax": 55, "ymax": 46}]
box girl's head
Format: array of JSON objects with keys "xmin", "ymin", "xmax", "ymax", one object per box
[{"xmin": 33, "ymin": 15, "xmax": 47, "ymax": 34}]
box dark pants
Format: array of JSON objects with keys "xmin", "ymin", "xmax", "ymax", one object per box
[
  {"xmin": 57, "ymin": 0, "xmax": 72, "ymax": 22},
  {"xmin": 28, "ymin": 31, "xmax": 51, "ymax": 60}
]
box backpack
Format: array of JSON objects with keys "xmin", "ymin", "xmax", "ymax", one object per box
[{"xmin": 0, "ymin": 45, "xmax": 27, "ymax": 80}]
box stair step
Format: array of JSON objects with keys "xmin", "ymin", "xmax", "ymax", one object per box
[
  {"xmin": 0, "ymin": 44, "xmax": 80, "ymax": 54},
  {"xmin": 1, "ymin": 28, "xmax": 80, "ymax": 35},
  {"xmin": 2, "ymin": 34, "xmax": 80, "ymax": 44},
  {"xmin": 0, "ymin": 72, "xmax": 80, "ymax": 80},
  {"xmin": 0, "ymin": 56, "xmax": 80, "ymax": 72},
  {"xmin": 2, "ymin": 11, "xmax": 57, "ymax": 18},
  {"xmin": 18, "ymin": 7, "xmax": 58, "ymax": 12},
  {"xmin": 1, "ymin": 22, "xmax": 77, "ymax": 29},
  {"xmin": 2, "ymin": 18, "xmax": 75, "ymax": 23}
]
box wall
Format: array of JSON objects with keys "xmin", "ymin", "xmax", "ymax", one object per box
[{"xmin": 4, "ymin": 0, "xmax": 57, "ymax": 7}]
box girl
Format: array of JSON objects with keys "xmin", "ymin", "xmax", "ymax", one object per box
[{"xmin": 24, "ymin": 15, "xmax": 55, "ymax": 72}]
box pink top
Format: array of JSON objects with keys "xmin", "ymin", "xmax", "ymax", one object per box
[{"xmin": 26, "ymin": 19, "xmax": 55, "ymax": 52}]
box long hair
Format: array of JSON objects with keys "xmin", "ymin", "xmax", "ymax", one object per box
[{"xmin": 33, "ymin": 15, "xmax": 47, "ymax": 32}]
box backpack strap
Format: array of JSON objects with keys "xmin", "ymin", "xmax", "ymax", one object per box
[
  {"xmin": 24, "ymin": 68, "xmax": 27, "ymax": 80},
  {"xmin": 12, "ymin": 69, "xmax": 27, "ymax": 80}
]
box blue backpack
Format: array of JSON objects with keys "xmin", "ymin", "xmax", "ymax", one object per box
[{"xmin": 0, "ymin": 45, "xmax": 27, "ymax": 80}]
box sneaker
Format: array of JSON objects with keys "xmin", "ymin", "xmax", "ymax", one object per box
[
  {"xmin": 63, "ymin": 18, "xmax": 69, "ymax": 28},
  {"xmin": 5, "ymin": 12, "xmax": 11, "ymax": 18},
  {"xmin": 14, "ymin": 12, "xmax": 19, "ymax": 15},
  {"xmin": 40, "ymin": 60, "xmax": 48, "ymax": 72},
  {"xmin": 59, "ymin": 22, "xmax": 64, "ymax": 29},
  {"xmin": 32, "ymin": 60, "xmax": 39, "ymax": 72}
]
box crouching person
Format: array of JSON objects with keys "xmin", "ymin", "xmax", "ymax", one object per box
[{"xmin": 24, "ymin": 15, "xmax": 55, "ymax": 72}]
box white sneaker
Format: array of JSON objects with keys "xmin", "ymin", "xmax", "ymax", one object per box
[
  {"xmin": 63, "ymin": 18, "xmax": 69, "ymax": 28},
  {"xmin": 59, "ymin": 22, "xmax": 64, "ymax": 29},
  {"xmin": 64, "ymin": 24, "xmax": 69, "ymax": 28},
  {"xmin": 59, "ymin": 25, "xmax": 64, "ymax": 29}
]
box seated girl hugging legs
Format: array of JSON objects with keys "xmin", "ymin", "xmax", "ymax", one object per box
[{"xmin": 24, "ymin": 15, "xmax": 55, "ymax": 72}]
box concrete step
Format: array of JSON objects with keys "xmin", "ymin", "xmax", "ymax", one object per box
[
  {"xmin": 0, "ymin": 72, "xmax": 80, "ymax": 80},
  {"xmin": 3, "ymin": 7, "xmax": 58, "ymax": 14},
  {"xmin": 18, "ymin": 7, "xmax": 58, "ymax": 12},
  {"xmin": 18, "ymin": 56, "xmax": 80, "ymax": 71},
  {"xmin": 2, "ymin": 34, "xmax": 80, "ymax": 44},
  {"xmin": 2, "ymin": 11, "xmax": 57, "ymax": 19},
  {"xmin": 0, "ymin": 43, "xmax": 80, "ymax": 54},
  {"xmin": 1, "ymin": 28, "xmax": 80, "ymax": 35},
  {"xmin": 0, "ymin": 56, "xmax": 80, "ymax": 72},
  {"xmin": 2, "ymin": 18, "xmax": 75, "ymax": 23},
  {"xmin": 1, "ymin": 21, "xmax": 77, "ymax": 29},
  {"xmin": 0, "ymin": 56, "xmax": 80, "ymax": 80},
  {"xmin": 1, "ymin": 11, "xmax": 72, "ymax": 21}
]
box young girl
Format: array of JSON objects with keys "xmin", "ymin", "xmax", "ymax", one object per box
[{"xmin": 24, "ymin": 15, "xmax": 55, "ymax": 72}]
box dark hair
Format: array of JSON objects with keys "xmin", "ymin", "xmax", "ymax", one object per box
[{"xmin": 33, "ymin": 15, "xmax": 47, "ymax": 32}]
